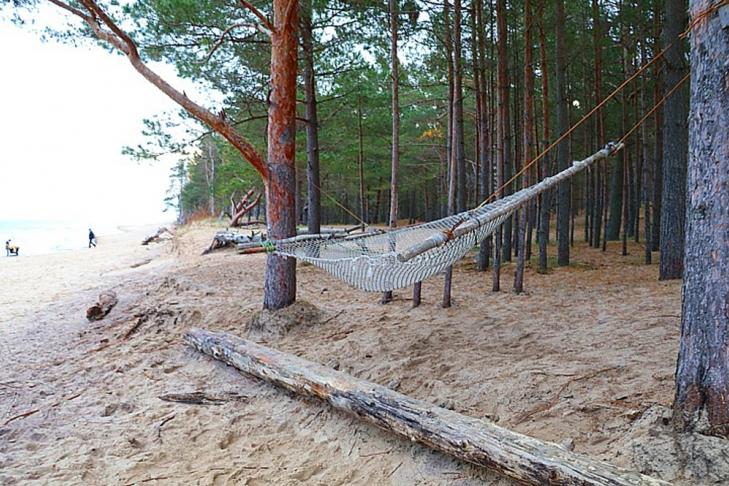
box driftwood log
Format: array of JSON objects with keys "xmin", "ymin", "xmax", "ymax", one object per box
[
  {"xmin": 141, "ymin": 226, "xmax": 174, "ymax": 245},
  {"xmin": 185, "ymin": 328, "xmax": 667, "ymax": 486},
  {"xmin": 203, "ymin": 230, "xmax": 265, "ymax": 255},
  {"xmin": 86, "ymin": 290, "xmax": 118, "ymax": 321}
]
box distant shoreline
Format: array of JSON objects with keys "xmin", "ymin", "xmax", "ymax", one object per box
[{"xmin": 1, "ymin": 220, "xmax": 172, "ymax": 257}]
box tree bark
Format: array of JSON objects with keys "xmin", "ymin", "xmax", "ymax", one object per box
[
  {"xmin": 185, "ymin": 328, "xmax": 668, "ymax": 485},
  {"xmin": 555, "ymin": 0, "xmax": 570, "ymax": 266},
  {"xmin": 672, "ymin": 0, "xmax": 729, "ymax": 438},
  {"xmin": 301, "ymin": 0, "xmax": 321, "ymax": 235},
  {"xmin": 659, "ymin": 0, "xmax": 689, "ymax": 280},
  {"xmin": 263, "ymin": 0, "xmax": 299, "ymax": 311}
]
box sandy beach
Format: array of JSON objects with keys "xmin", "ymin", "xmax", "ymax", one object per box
[{"xmin": 1, "ymin": 222, "xmax": 727, "ymax": 485}]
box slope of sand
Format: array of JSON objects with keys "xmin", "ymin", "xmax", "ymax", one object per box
[{"xmin": 1, "ymin": 221, "xmax": 728, "ymax": 485}]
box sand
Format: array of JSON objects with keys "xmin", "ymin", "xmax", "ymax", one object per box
[{"xmin": 1, "ymin": 221, "xmax": 728, "ymax": 485}]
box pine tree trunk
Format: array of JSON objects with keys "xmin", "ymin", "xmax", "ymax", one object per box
[
  {"xmin": 555, "ymin": 0, "xmax": 570, "ymax": 266},
  {"xmin": 443, "ymin": 0, "xmax": 456, "ymax": 306},
  {"xmin": 659, "ymin": 0, "xmax": 689, "ymax": 280},
  {"xmin": 650, "ymin": 0, "xmax": 663, "ymax": 252},
  {"xmin": 357, "ymin": 96, "xmax": 367, "ymax": 224},
  {"xmin": 453, "ymin": 0, "xmax": 466, "ymax": 213},
  {"xmin": 383, "ymin": 0, "xmax": 399, "ymax": 305},
  {"xmin": 474, "ymin": 0, "xmax": 493, "ymax": 271},
  {"xmin": 301, "ymin": 0, "xmax": 320, "ymax": 235},
  {"xmin": 263, "ymin": 0, "xmax": 299, "ymax": 310},
  {"xmin": 537, "ymin": 0, "xmax": 551, "ymax": 273},
  {"xmin": 493, "ymin": 0, "xmax": 508, "ymax": 290},
  {"xmin": 475, "ymin": 0, "xmax": 491, "ymax": 272},
  {"xmin": 673, "ymin": 1, "xmax": 729, "ymax": 437},
  {"xmin": 515, "ymin": 0, "xmax": 535, "ymax": 293},
  {"xmin": 640, "ymin": 49, "xmax": 653, "ymax": 265}
]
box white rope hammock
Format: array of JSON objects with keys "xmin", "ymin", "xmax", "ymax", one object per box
[{"xmin": 261, "ymin": 143, "xmax": 622, "ymax": 292}]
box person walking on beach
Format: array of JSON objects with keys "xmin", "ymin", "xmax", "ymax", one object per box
[{"xmin": 88, "ymin": 229, "xmax": 97, "ymax": 248}]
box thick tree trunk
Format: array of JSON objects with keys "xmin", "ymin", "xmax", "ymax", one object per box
[
  {"xmin": 555, "ymin": 0, "xmax": 570, "ymax": 266},
  {"xmin": 301, "ymin": 0, "xmax": 321, "ymax": 235},
  {"xmin": 672, "ymin": 1, "xmax": 729, "ymax": 438},
  {"xmin": 185, "ymin": 328, "xmax": 668, "ymax": 485},
  {"xmin": 263, "ymin": 0, "xmax": 299, "ymax": 311},
  {"xmin": 659, "ymin": 0, "xmax": 689, "ymax": 280}
]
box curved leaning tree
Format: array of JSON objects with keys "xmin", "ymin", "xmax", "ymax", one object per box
[{"xmin": 25, "ymin": 0, "xmax": 299, "ymax": 310}]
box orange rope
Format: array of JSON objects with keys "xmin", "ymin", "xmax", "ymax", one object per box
[
  {"xmin": 618, "ymin": 72, "xmax": 690, "ymax": 146},
  {"xmin": 478, "ymin": 42, "xmax": 673, "ymax": 207},
  {"xmin": 477, "ymin": 0, "xmax": 723, "ymax": 207},
  {"xmin": 682, "ymin": 0, "xmax": 728, "ymax": 38}
]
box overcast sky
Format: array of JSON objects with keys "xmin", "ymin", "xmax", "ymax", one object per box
[{"xmin": 0, "ymin": 10, "xmax": 197, "ymax": 226}]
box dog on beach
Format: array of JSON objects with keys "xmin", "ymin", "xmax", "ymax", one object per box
[{"xmin": 5, "ymin": 240, "xmax": 19, "ymax": 256}]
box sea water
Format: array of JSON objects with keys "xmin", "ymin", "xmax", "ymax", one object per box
[{"xmin": 0, "ymin": 220, "xmax": 121, "ymax": 256}]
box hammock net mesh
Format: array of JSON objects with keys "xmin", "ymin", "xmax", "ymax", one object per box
[{"xmin": 272, "ymin": 144, "xmax": 619, "ymax": 292}]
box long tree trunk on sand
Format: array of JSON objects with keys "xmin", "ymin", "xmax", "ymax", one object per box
[
  {"xmin": 515, "ymin": 0, "xmax": 534, "ymax": 293},
  {"xmin": 264, "ymin": 0, "xmax": 299, "ymax": 310},
  {"xmin": 659, "ymin": 0, "xmax": 689, "ymax": 280},
  {"xmin": 673, "ymin": 1, "xmax": 729, "ymax": 437},
  {"xmin": 301, "ymin": 0, "xmax": 321, "ymax": 235},
  {"xmin": 383, "ymin": 0, "xmax": 399, "ymax": 305},
  {"xmin": 555, "ymin": 0, "xmax": 570, "ymax": 266}
]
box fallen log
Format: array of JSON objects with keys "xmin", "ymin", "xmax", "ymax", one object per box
[
  {"xmin": 86, "ymin": 290, "xmax": 118, "ymax": 321},
  {"xmin": 203, "ymin": 230, "xmax": 264, "ymax": 255},
  {"xmin": 185, "ymin": 328, "xmax": 667, "ymax": 486},
  {"xmin": 141, "ymin": 226, "xmax": 174, "ymax": 245}
]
